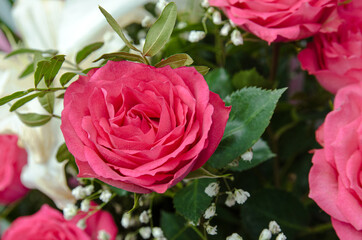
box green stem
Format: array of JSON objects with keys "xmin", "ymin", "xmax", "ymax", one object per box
[
  {"xmin": 268, "ymin": 43, "xmax": 280, "ymax": 87},
  {"xmin": 190, "ymin": 225, "xmax": 208, "ymax": 240},
  {"xmin": 171, "ymin": 225, "xmax": 189, "ymax": 240},
  {"xmin": 299, "ymin": 223, "xmax": 333, "ymax": 237}
]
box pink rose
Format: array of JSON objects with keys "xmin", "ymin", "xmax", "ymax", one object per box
[
  {"xmin": 298, "ymin": 1, "xmax": 362, "ymax": 93},
  {"xmin": 61, "ymin": 61, "xmax": 230, "ymax": 194},
  {"xmin": 2, "ymin": 205, "xmax": 117, "ymax": 240},
  {"xmin": 209, "ymin": 0, "xmax": 340, "ymax": 44},
  {"xmin": 0, "ymin": 134, "xmax": 28, "ymax": 204},
  {"xmin": 309, "ymin": 83, "xmax": 362, "ymax": 240}
]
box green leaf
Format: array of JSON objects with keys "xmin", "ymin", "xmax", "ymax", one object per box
[
  {"xmin": 173, "ymin": 179, "xmax": 214, "ymax": 223},
  {"xmin": 76, "ymin": 42, "xmax": 104, "ymax": 64},
  {"xmin": 60, "ymin": 72, "xmax": 77, "ymax": 86},
  {"xmin": 205, "ymin": 68, "xmax": 234, "ymax": 99},
  {"xmin": 99, "ymin": 6, "xmax": 140, "ymax": 52},
  {"xmin": 10, "ymin": 92, "xmax": 43, "ymax": 112},
  {"xmin": 38, "ymin": 92, "xmax": 55, "ymax": 114},
  {"xmin": 57, "ymin": 93, "xmax": 65, "ymax": 99},
  {"xmin": 5, "ymin": 48, "xmax": 57, "ymax": 58},
  {"xmin": 34, "ymin": 60, "xmax": 50, "ymax": 87},
  {"xmin": 143, "ymin": 2, "xmax": 177, "ymax": 57},
  {"xmin": 155, "ymin": 53, "xmax": 193, "ymax": 68},
  {"xmin": 231, "ymin": 139, "xmax": 275, "ymax": 171},
  {"xmin": 108, "ymin": 185, "xmax": 129, "ymax": 197},
  {"xmin": 56, "ymin": 143, "xmax": 74, "ymax": 162},
  {"xmin": 232, "ymin": 68, "xmax": 267, "ymax": 89},
  {"xmin": 241, "ymin": 189, "xmax": 309, "ymax": 239},
  {"xmin": 208, "ymin": 87, "xmax": 286, "ymax": 169},
  {"xmin": 44, "ymin": 55, "xmax": 65, "ymax": 87},
  {"xmin": 94, "ymin": 52, "xmax": 145, "ymax": 63},
  {"xmin": 16, "ymin": 112, "xmax": 52, "ymax": 127},
  {"xmin": 19, "ymin": 63, "xmax": 34, "ymax": 78},
  {"xmin": 161, "ymin": 211, "xmax": 199, "ymax": 240},
  {"xmin": 0, "ymin": 90, "xmax": 34, "ymax": 106},
  {"xmin": 194, "ymin": 66, "xmax": 210, "ymax": 76}
]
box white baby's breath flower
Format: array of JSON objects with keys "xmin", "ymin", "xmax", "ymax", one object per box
[
  {"xmin": 139, "ymin": 210, "xmax": 150, "ymax": 224},
  {"xmin": 220, "ymin": 23, "xmax": 231, "ymax": 36},
  {"xmin": 203, "ymin": 203, "xmax": 217, "ymax": 219},
  {"xmin": 77, "ymin": 219, "xmax": 87, "ymax": 230},
  {"xmin": 276, "ymin": 233, "xmax": 287, "ymax": 240},
  {"xmin": 63, "ymin": 204, "xmax": 78, "ymax": 220},
  {"xmin": 212, "ymin": 11, "xmax": 222, "ymax": 25},
  {"xmin": 269, "ymin": 220, "xmax": 281, "ymax": 234},
  {"xmin": 226, "ymin": 233, "xmax": 243, "ymax": 240},
  {"xmin": 206, "ymin": 224, "xmax": 217, "ymax": 235},
  {"xmin": 156, "ymin": 0, "xmax": 168, "ymax": 13},
  {"xmin": 80, "ymin": 199, "xmax": 90, "ymax": 212},
  {"xmin": 97, "ymin": 230, "xmax": 110, "ymax": 240},
  {"xmin": 225, "ymin": 191, "xmax": 236, "ymax": 207},
  {"xmin": 99, "ymin": 190, "xmax": 112, "ymax": 203},
  {"xmin": 259, "ymin": 229, "xmax": 272, "ymax": 240},
  {"xmin": 72, "ymin": 186, "xmax": 87, "ymax": 200},
  {"xmin": 201, "ymin": 0, "xmax": 209, "ymax": 8},
  {"xmin": 141, "ymin": 15, "xmax": 154, "ymax": 27},
  {"xmin": 241, "ymin": 151, "xmax": 253, "ymax": 162},
  {"xmin": 188, "ymin": 31, "xmax": 206, "ymax": 43},
  {"xmin": 84, "ymin": 185, "xmax": 94, "ymax": 196},
  {"xmin": 205, "ymin": 182, "xmax": 220, "ymax": 197},
  {"xmin": 231, "ymin": 30, "xmax": 244, "ymax": 46},
  {"xmin": 234, "ymin": 189, "xmax": 250, "ymax": 204},
  {"xmin": 121, "ymin": 213, "xmax": 132, "ymax": 229},
  {"xmin": 139, "ymin": 227, "xmax": 152, "ymax": 239},
  {"xmin": 152, "ymin": 227, "xmax": 164, "ymax": 238}
]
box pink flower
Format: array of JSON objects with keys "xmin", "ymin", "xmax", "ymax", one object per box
[
  {"xmin": 61, "ymin": 61, "xmax": 230, "ymax": 194},
  {"xmin": 309, "ymin": 83, "xmax": 362, "ymax": 240},
  {"xmin": 209, "ymin": 0, "xmax": 340, "ymax": 44},
  {"xmin": 2, "ymin": 204, "xmax": 117, "ymax": 240},
  {"xmin": 298, "ymin": 1, "xmax": 362, "ymax": 93},
  {"xmin": 0, "ymin": 134, "xmax": 28, "ymax": 204},
  {"xmin": 0, "ymin": 30, "xmax": 11, "ymax": 53}
]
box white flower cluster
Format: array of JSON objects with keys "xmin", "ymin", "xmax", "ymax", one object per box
[
  {"xmin": 259, "ymin": 221, "xmax": 286, "ymax": 240},
  {"xmin": 63, "ymin": 203, "xmax": 78, "ymax": 220},
  {"xmin": 97, "ymin": 230, "xmax": 111, "ymax": 240},
  {"xmin": 225, "ymin": 189, "xmax": 250, "ymax": 207},
  {"xmin": 99, "ymin": 189, "xmax": 112, "ymax": 203},
  {"xmin": 71, "ymin": 185, "xmax": 94, "ymax": 200},
  {"xmin": 205, "ymin": 182, "xmax": 220, "ymax": 197},
  {"xmin": 203, "ymin": 203, "xmax": 217, "ymax": 219},
  {"xmin": 188, "ymin": 31, "xmax": 206, "ymax": 43},
  {"xmin": 226, "ymin": 233, "xmax": 243, "ymax": 240}
]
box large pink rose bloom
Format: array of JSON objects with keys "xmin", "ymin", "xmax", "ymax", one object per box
[
  {"xmin": 0, "ymin": 134, "xmax": 29, "ymax": 204},
  {"xmin": 2, "ymin": 205, "xmax": 117, "ymax": 240},
  {"xmin": 309, "ymin": 83, "xmax": 362, "ymax": 240},
  {"xmin": 298, "ymin": 1, "xmax": 362, "ymax": 93},
  {"xmin": 209, "ymin": 0, "xmax": 340, "ymax": 44},
  {"xmin": 61, "ymin": 61, "xmax": 230, "ymax": 194}
]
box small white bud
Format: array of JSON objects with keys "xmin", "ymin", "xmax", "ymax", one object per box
[
  {"xmin": 203, "ymin": 203, "xmax": 217, "ymax": 219},
  {"xmin": 72, "ymin": 186, "xmax": 87, "ymax": 200},
  {"xmin": 220, "ymin": 23, "xmax": 231, "ymax": 36},
  {"xmin": 97, "ymin": 230, "xmax": 110, "ymax": 240},
  {"xmin": 229, "ymin": 19, "xmax": 236, "ymax": 28},
  {"xmin": 141, "ymin": 15, "xmax": 154, "ymax": 28},
  {"xmin": 241, "ymin": 151, "xmax": 253, "ymax": 162},
  {"xmin": 177, "ymin": 22, "xmax": 187, "ymax": 29},
  {"xmin": 139, "ymin": 227, "xmax": 152, "ymax": 239},
  {"xmin": 152, "ymin": 227, "xmax": 164, "ymax": 238},
  {"xmin": 81, "ymin": 199, "xmax": 91, "ymax": 212},
  {"xmin": 269, "ymin": 221, "xmax": 281, "ymax": 234},
  {"xmin": 139, "ymin": 210, "xmax": 150, "ymax": 224},
  {"xmin": 63, "ymin": 204, "xmax": 78, "ymax": 220},
  {"xmin": 225, "ymin": 191, "xmax": 236, "ymax": 207},
  {"xmin": 212, "ymin": 11, "xmax": 222, "ymax": 25},
  {"xmin": 188, "ymin": 31, "xmax": 206, "ymax": 43},
  {"xmin": 276, "ymin": 233, "xmax": 287, "ymax": 240},
  {"xmin": 228, "ymin": 158, "xmax": 239, "ymax": 167},
  {"xmin": 205, "ymin": 182, "xmax": 220, "ymax": 197},
  {"xmin": 121, "ymin": 213, "xmax": 132, "ymax": 229},
  {"xmin": 206, "ymin": 224, "xmax": 217, "ymax": 235},
  {"xmin": 125, "ymin": 233, "xmax": 137, "ymax": 240},
  {"xmin": 84, "ymin": 185, "xmax": 94, "ymax": 196},
  {"xmin": 207, "ymin": 7, "xmax": 215, "ymax": 13},
  {"xmin": 234, "ymin": 189, "xmax": 250, "ymax": 204},
  {"xmin": 99, "ymin": 190, "xmax": 112, "ymax": 203},
  {"xmin": 231, "ymin": 30, "xmax": 244, "ymax": 46},
  {"xmin": 226, "ymin": 233, "xmax": 243, "ymax": 240},
  {"xmin": 201, "ymin": 0, "xmax": 209, "ymax": 8},
  {"xmin": 259, "ymin": 229, "xmax": 272, "ymax": 240},
  {"xmin": 76, "ymin": 219, "xmax": 87, "ymax": 230}
]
